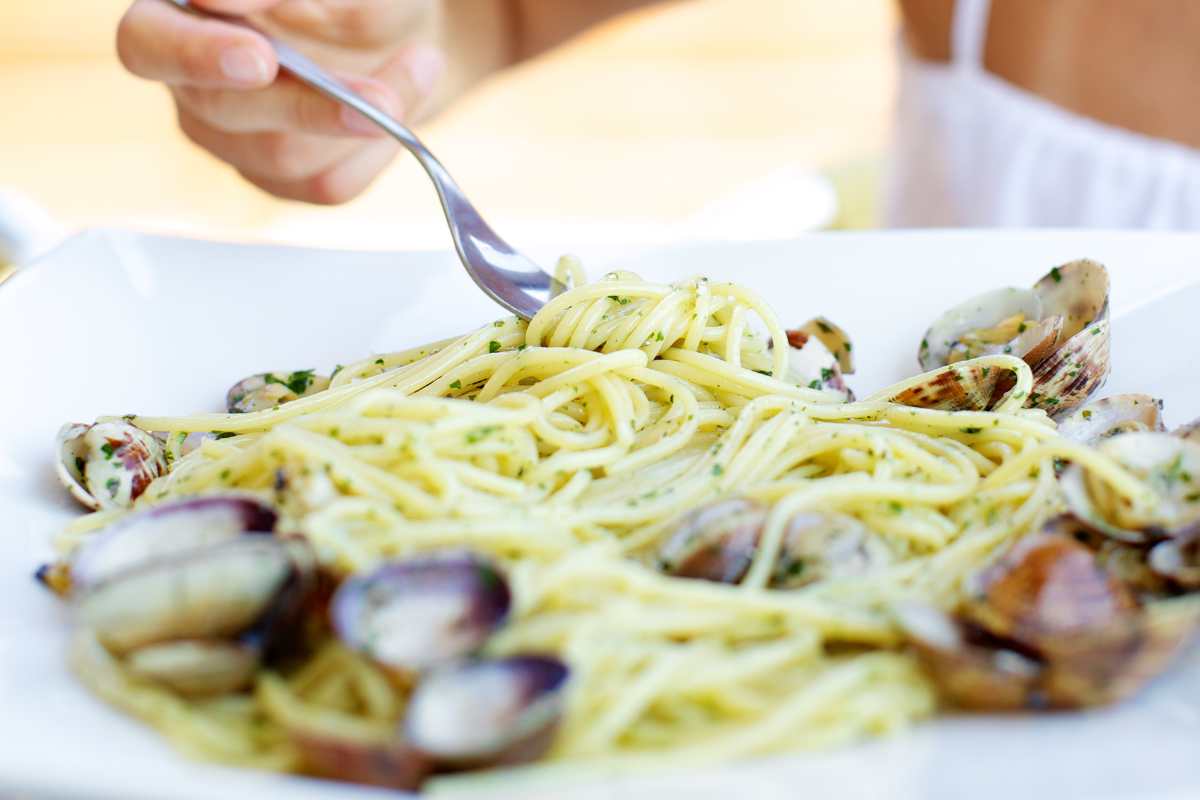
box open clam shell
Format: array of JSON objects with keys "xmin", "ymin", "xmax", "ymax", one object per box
[
  {"xmin": 1056, "ymin": 394, "xmax": 1165, "ymax": 446},
  {"xmin": 226, "ymin": 370, "xmax": 330, "ymax": 413},
  {"xmin": 69, "ymin": 496, "xmax": 278, "ymax": 592},
  {"xmin": 657, "ymin": 498, "xmax": 767, "ymax": 583},
  {"xmin": 56, "ymin": 421, "xmax": 167, "ymax": 510},
  {"xmin": 1063, "ymin": 433, "xmax": 1200, "ymax": 543},
  {"xmin": 917, "ymin": 260, "xmax": 1110, "ymax": 416},
  {"xmin": 1148, "ymin": 533, "xmax": 1200, "ymax": 590},
  {"xmin": 792, "ymin": 317, "xmax": 855, "ymax": 374},
  {"xmin": 79, "ymin": 537, "xmax": 297, "ymax": 654},
  {"xmin": 902, "ymin": 522, "xmax": 1197, "ymax": 710},
  {"xmin": 331, "ymin": 554, "xmax": 511, "ymax": 674},
  {"xmin": 784, "ymin": 328, "xmax": 853, "ymax": 400},
  {"xmin": 405, "ymin": 656, "xmax": 569, "ymax": 768},
  {"xmin": 657, "ymin": 499, "xmax": 891, "ymax": 588}
]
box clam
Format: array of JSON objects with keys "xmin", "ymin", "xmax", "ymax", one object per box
[
  {"xmin": 64, "ymin": 497, "xmax": 314, "ymax": 694},
  {"xmin": 331, "ymin": 554, "xmax": 511, "ymax": 675},
  {"xmin": 56, "ymin": 420, "xmax": 167, "ymax": 510},
  {"xmin": 69, "ymin": 496, "xmax": 278, "ymax": 591},
  {"xmin": 900, "ymin": 523, "xmax": 1199, "ymax": 710},
  {"xmin": 1148, "ymin": 533, "xmax": 1200, "ymax": 590},
  {"xmin": 875, "ymin": 358, "xmax": 1021, "ymax": 412},
  {"xmin": 791, "ymin": 317, "xmax": 855, "ymax": 374},
  {"xmin": 1061, "ymin": 432, "xmax": 1200, "ymax": 543},
  {"xmin": 784, "ymin": 327, "xmax": 853, "ymax": 400},
  {"xmin": 918, "ymin": 260, "xmax": 1111, "ymax": 415},
  {"xmin": 291, "ymin": 732, "xmax": 430, "ymax": 791},
  {"xmin": 657, "ymin": 499, "xmax": 892, "ymax": 588},
  {"xmin": 1056, "ymin": 394, "xmax": 1165, "ymax": 446},
  {"xmin": 405, "ymin": 656, "xmax": 569, "ymax": 768},
  {"xmin": 1176, "ymin": 418, "xmax": 1200, "ymax": 443},
  {"xmin": 123, "ymin": 640, "xmax": 261, "ymax": 695},
  {"xmin": 226, "ymin": 369, "xmax": 330, "ymax": 413}
]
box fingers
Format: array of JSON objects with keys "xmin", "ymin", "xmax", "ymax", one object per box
[
  {"xmin": 240, "ymin": 139, "xmax": 401, "ymax": 204},
  {"xmin": 266, "ymin": 0, "xmax": 438, "ymax": 49},
  {"xmin": 174, "ymin": 74, "xmax": 400, "ymax": 136},
  {"xmin": 118, "ymin": 0, "xmax": 278, "ymax": 88}
]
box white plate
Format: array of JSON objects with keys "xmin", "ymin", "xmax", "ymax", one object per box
[{"xmin": 2, "ymin": 229, "xmax": 1199, "ymax": 800}]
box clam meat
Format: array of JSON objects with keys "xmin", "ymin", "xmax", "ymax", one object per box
[{"xmin": 784, "ymin": 326, "xmax": 853, "ymax": 400}]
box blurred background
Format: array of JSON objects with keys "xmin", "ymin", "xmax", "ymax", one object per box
[{"xmin": 0, "ymin": 0, "xmax": 895, "ymax": 256}]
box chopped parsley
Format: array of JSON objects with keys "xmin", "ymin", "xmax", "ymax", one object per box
[
  {"xmin": 466, "ymin": 426, "xmax": 499, "ymax": 444},
  {"xmin": 331, "ymin": 364, "xmax": 344, "ymax": 378},
  {"xmin": 817, "ymin": 321, "xmax": 833, "ymax": 334},
  {"xmin": 820, "ymin": 367, "xmax": 834, "ymax": 382},
  {"xmin": 981, "ymin": 367, "xmax": 991, "ymax": 377},
  {"xmin": 711, "ymin": 464, "xmax": 724, "ymax": 476},
  {"xmin": 808, "ymin": 380, "xmax": 821, "ymax": 389},
  {"xmin": 654, "ymin": 331, "xmax": 665, "ymax": 342},
  {"xmin": 449, "ymin": 379, "xmax": 462, "ymax": 389},
  {"xmin": 100, "ymin": 442, "xmax": 116, "ymax": 459},
  {"xmin": 607, "ymin": 295, "xmax": 631, "ymax": 305},
  {"xmin": 375, "ymin": 358, "xmax": 385, "ymax": 366},
  {"xmin": 213, "ymin": 431, "xmax": 236, "ymax": 440},
  {"xmin": 1081, "ymin": 409, "xmax": 1093, "ymax": 420},
  {"xmin": 105, "ymin": 477, "xmax": 120, "ymax": 497},
  {"xmin": 960, "ymin": 426, "xmax": 983, "ymax": 434},
  {"xmin": 844, "ymin": 342, "xmax": 852, "ymax": 353},
  {"xmin": 1050, "ymin": 266, "xmax": 1063, "ymax": 283},
  {"xmin": 219, "ymin": 469, "xmax": 231, "ymax": 481},
  {"xmin": 488, "ymin": 341, "xmax": 502, "ymax": 353},
  {"xmin": 888, "ymin": 501, "xmax": 903, "ymax": 514}
]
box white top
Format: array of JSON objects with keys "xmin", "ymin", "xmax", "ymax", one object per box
[{"xmin": 884, "ymin": 0, "xmax": 1200, "ymax": 228}]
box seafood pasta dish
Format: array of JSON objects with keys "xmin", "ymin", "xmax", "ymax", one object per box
[{"xmin": 38, "ymin": 257, "xmax": 1200, "ymax": 792}]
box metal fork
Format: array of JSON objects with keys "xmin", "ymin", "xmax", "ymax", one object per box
[{"xmin": 162, "ymin": 0, "xmax": 564, "ymax": 320}]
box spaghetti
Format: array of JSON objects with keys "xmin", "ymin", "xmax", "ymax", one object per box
[{"xmin": 55, "ymin": 268, "xmax": 1158, "ymax": 790}]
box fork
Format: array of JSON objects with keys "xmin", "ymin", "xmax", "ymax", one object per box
[{"xmin": 161, "ymin": 0, "xmax": 565, "ymax": 320}]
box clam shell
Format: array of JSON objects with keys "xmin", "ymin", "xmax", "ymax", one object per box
[
  {"xmin": 405, "ymin": 656, "xmax": 569, "ymax": 768},
  {"xmin": 1176, "ymin": 418, "xmax": 1200, "ymax": 443},
  {"xmin": 331, "ymin": 554, "xmax": 511, "ymax": 674},
  {"xmin": 56, "ymin": 421, "xmax": 167, "ymax": 511},
  {"xmin": 124, "ymin": 639, "xmax": 259, "ymax": 695},
  {"xmin": 226, "ymin": 371, "xmax": 330, "ymax": 413},
  {"xmin": 70, "ymin": 497, "xmax": 278, "ymax": 592},
  {"xmin": 793, "ymin": 317, "xmax": 855, "ymax": 374},
  {"xmin": 1148, "ymin": 533, "xmax": 1200, "ymax": 589},
  {"xmin": 918, "ymin": 288, "xmax": 1043, "ymax": 371},
  {"xmin": 657, "ymin": 498, "xmax": 767, "ymax": 584},
  {"xmin": 878, "ymin": 358, "xmax": 1021, "ymax": 411},
  {"xmin": 1056, "ymin": 394, "xmax": 1165, "ymax": 446},
  {"xmin": 784, "ymin": 329, "xmax": 853, "ymax": 400},
  {"xmin": 291, "ymin": 731, "xmax": 430, "ymax": 790},
  {"xmin": 916, "ymin": 260, "xmax": 1111, "ymax": 416},
  {"xmin": 772, "ymin": 511, "xmax": 892, "ymax": 588},
  {"xmin": 895, "ymin": 602, "xmax": 1041, "ymax": 711},
  {"xmin": 78, "ymin": 537, "xmax": 294, "ymax": 654},
  {"xmin": 965, "ymin": 531, "xmax": 1140, "ymax": 651}
]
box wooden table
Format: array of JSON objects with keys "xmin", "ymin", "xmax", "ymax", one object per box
[{"xmin": 0, "ymin": 0, "xmax": 895, "ymax": 251}]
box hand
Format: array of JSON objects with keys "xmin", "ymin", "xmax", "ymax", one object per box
[{"xmin": 117, "ymin": 0, "xmax": 446, "ymax": 204}]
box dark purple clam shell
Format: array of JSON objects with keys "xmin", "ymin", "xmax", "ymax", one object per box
[
  {"xmin": 70, "ymin": 496, "xmax": 278, "ymax": 592},
  {"xmin": 330, "ymin": 554, "xmax": 511, "ymax": 673},
  {"xmin": 405, "ymin": 655, "xmax": 569, "ymax": 767}
]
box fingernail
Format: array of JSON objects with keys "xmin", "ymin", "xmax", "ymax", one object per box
[
  {"xmin": 219, "ymin": 46, "xmax": 272, "ymax": 85},
  {"xmin": 405, "ymin": 45, "xmax": 446, "ymax": 97},
  {"xmin": 340, "ymin": 85, "xmax": 398, "ymax": 135}
]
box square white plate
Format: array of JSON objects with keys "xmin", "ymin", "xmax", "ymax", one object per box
[{"xmin": 2, "ymin": 229, "xmax": 1199, "ymax": 800}]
